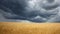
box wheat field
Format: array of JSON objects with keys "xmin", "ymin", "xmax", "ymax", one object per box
[{"xmin": 0, "ymin": 22, "xmax": 60, "ymax": 34}]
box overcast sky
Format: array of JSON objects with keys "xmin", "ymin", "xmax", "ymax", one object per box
[{"xmin": 0, "ymin": 0, "xmax": 60, "ymax": 22}]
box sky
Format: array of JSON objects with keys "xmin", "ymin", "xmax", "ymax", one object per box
[{"xmin": 0, "ymin": 0, "xmax": 60, "ymax": 22}]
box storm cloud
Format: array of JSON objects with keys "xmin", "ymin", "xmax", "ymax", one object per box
[{"xmin": 0, "ymin": 0, "xmax": 60, "ymax": 22}]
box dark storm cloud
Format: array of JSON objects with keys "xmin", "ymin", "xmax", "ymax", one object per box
[{"xmin": 0, "ymin": 0, "xmax": 60, "ymax": 22}]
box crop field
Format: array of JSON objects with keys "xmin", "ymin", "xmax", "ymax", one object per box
[{"xmin": 0, "ymin": 22, "xmax": 60, "ymax": 34}]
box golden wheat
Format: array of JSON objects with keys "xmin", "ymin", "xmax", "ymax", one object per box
[{"xmin": 0, "ymin": 22, "xmax": 60, "ymax": 34}]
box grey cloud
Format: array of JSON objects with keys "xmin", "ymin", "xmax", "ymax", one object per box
[{"xmin": 0, "ymin": 0, "xmax": 60, "ymax": 22}]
